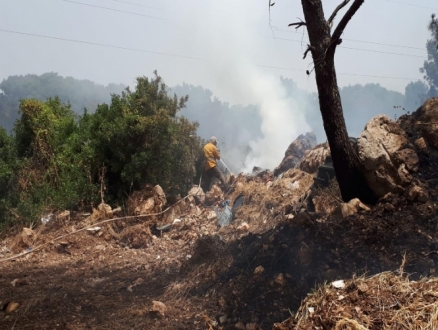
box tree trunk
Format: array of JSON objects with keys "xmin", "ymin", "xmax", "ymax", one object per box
[{"xmin": 301, "ymin": 0, "xmax": 376, "ymax": 204}]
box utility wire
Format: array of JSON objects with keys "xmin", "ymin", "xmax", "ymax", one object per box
[
  {"xmin": 0, "ymin": 29, "xmax": 205, "ymax": 60},
  {"xmin": 338, "ymin": 46, "xmax": 426, "ymax": 58},
  {"xmin": 0, "ymin": 28, "xmax": 421, "ymax": 81},
  {"xmin": 107, "ymin": 0, "xmax": 167, "ymax": 11},
  {"xmin": 268, "ymin": 36, "xmax": 426, "ymax": 58},
  {"xmin": 382, "ymin": 0, "xmax": 438, "ymax": 11},
  {"xmin": 56, "ymin": 0, "xmax": 167, "ymax": 20},
  {"xmin": 270, "ymin": 33, "xmax": 425, "ymax": 51},
  {"xmin": 257, "ymin": 65, "xmax": 419, "ymax": 81}
]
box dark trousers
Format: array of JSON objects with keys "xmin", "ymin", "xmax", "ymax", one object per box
[{"xmin": 201, "ymin": 166, "xmax": 227, "ymax": 192}]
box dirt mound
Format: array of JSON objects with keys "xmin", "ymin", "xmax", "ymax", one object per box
[{"xmin": 275, "ymin": 272, "xmax": 438, "ymax": 330}]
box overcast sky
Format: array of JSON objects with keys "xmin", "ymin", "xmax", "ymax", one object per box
[{"xmin": 0, "ymin": 0, "xmax": 436, "ymax": 104}]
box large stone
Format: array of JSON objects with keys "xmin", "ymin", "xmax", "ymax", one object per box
[
  {"xmin": 418, "ymin": 98, "xmax": 438, "ymax": 150},
  {"xmin": 149, "ymin": 300, "xmax": 166, "ymax": 319},
  {"xmin": 188, "ymin": 185, "xmax": 205, "ymax": 205},
  {"xmin": 274, "ymin": 132, "xmax": 317, "ymax": 176},
  {"xmin": 358, "ymin": 115, "xmax": 419, "ymax": 198},
  {"xmin": 298, "ymin": 143, "xmax": 331, "ymax": 175}
]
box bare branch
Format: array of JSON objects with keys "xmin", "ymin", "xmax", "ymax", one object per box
[
  {"xmin": 288, "ymin": 17, "xmax": 306, "ymax": 30},
  {"xmin": 327, "ymin": 0, "xmax": 350, "ymax": 27},
  {"xmin": 331, "ymin": 0, "xmax": 364, "ymax": 42},
  {"xmin": 303, "ymin": 45, "xmax": 314, "ymax": 59}
]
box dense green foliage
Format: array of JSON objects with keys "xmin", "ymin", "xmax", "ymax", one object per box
[
  {"xmin": 0, "ymin": 72, "xmax": 125, "ymax": 132},
  {"xmin": 0, "ymin": 73, "xmax": 201, "ymax": 226},
  {"xmin": 420, "ymin": 14, "xmax": 438, "ymax": 96}
]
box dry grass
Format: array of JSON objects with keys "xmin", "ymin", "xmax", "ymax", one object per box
[{"xmin": 277, "ymin": 272, "xmax": 438, "ymax": 330}]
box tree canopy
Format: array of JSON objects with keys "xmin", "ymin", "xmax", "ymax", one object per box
[
  {"xmin": 0, "ymin": 72, "xmax": 125, "ymax": 132},
  {"xmin": 421, "ymin": 14, "xmax": 438, "ymax": 96}
]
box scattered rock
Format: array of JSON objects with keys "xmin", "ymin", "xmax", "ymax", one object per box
[
  {"xmin": 274, "ymin": 273, "xmax": 285, "ymax": 287},
  {"xmin": 274, "ymin": 132, "xmax": 317, "ymax": 176},
  {"xmin": 357, "ymin": 282, "xmax": 369, "ymax": 293},
  {"xmin": 358, "ymin": 114, "xmax": 419, "ymax": 198},
  {"xmin": 254, "ymin": 265, "xmax": 265, "ymax": 275},
  {"xmin": 219, "ymin": 315, "xmax": 228, "ymax": 324},
  {"xmin": 237, "ymin": 222, "xmax": 249, "ymax": 231},
  {"xmin": 56, "ymin": 210, "xmax": 70, "ymax": 221},
  {"xmin": 98, "ymin": 203, "xmax": 113, "ymax": 218},
  {"xmin": 5, "ymin": 302, "xmax": 19, "ymax": 314},
  {"xmin": 235, "ymin": 322, "xmax": 246, "ymax": 330},
  {"xmin": 332, "ymin": 198, "xmax": 370, "ymax": 219},
  {"xmin": 189, "ymin": 185, "xmax": 205, "ymax": 205},
  {"xmin": 407, "ymin": 185, "xmax": 429, "ymax": 203},
  {"xmin": 149, "ymin": 300, "xmax": 166, "ymax": 319},
  {"xmin": 207, "ymin": 211, "xmax": 217, "ymax": 221},
  {"xmin": 414, "ymin": 137, "xmax": 428, "ymax": 153},
  {"xmin": 11, "ymin": 279, "xmax": 29, "ymax": 287}
]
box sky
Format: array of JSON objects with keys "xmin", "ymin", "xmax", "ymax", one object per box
[
  {"xmin": 0, "ymin": 0, "xmax": 437, "ymax": 171},
  {"xmin": 0, "ymin": 0, "xmax": 435, "ymax": 101}
]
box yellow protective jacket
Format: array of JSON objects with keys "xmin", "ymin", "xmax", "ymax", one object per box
[{"xmin": 203, "ymin": 142, "xmax": 220, "ymax": 170}]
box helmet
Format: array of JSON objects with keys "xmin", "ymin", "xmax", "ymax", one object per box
[{"xmin": 210, "ymin": 136, "xmax": 218, "ymax": 145}]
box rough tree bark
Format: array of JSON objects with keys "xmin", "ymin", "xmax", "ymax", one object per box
[{"xmin": 294, "ymin": 0, "xmax": 377, "ymax": 203}]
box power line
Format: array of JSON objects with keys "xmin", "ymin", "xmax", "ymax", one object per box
[
  {"xmin": 0, "ymin": 29, "xmax": 205, "ymax": 60},
  {"xmin": 267, "ymin": 36, "xmax": 426, "ymax": 59},
  {"xmin": 382, "ymin": 0, "xmax": 438, "ymax": 11},
  {"xmin": 107, "ymin": 0, "xmax": 167, "ymax": 11},
  {"xmin": 271, "ymin": 32, "xmax": 425, "ymax": 51},
  {"xmin": 257, "ymin": 65, "xmax": 419, "ymax": 81},
  {"xmin": 0, "ymin": 28, "xmax": 421, "ymax": 82},
  {"xmin": 338, "ymin": 46, "xmax": 426, "ymax": 58},
  {"xmin": 56, "ymin": 0, "xmax": 167, "ymax": 20}
]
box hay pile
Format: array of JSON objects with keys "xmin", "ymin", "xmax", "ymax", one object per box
[{"xmin": 274, "ymin": 272, "xmax": 438, "ymax": 330}]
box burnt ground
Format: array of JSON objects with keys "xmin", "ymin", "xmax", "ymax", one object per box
[
  {"xmin": 1, "ymin": 201, "xmax": 438, "ymax": 329},
  {"xmin": 1, "ymin": 150, "xmax": 438, "ymax": 330}
]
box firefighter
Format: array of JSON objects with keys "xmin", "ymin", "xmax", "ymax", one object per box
[{"xmin": 201, "ymin": 136, "xmax": 229, "ymax": 192}]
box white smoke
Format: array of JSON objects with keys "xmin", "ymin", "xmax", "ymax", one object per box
[
  {"xmin": 242, "ymin": 74, "xmax": 310, "ymax": 172},
  {"xmin": 172, "ymin": 0, "xmax": 312, "ymax": 173}
]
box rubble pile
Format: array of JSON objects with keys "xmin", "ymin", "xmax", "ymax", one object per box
[{"xmin": 1, "ymin": 98, "xmax": 438, "ymax": 330}]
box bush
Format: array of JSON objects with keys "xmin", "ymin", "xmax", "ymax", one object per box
[{"xmin": 2, "ymin": 72, "xmax": 202, "ymax": 226}]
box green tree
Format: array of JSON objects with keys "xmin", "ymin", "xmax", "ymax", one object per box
[
  {"xmin": 421, "ymin": 14, "xmax": 438, "ymax": 96},
  {"xmin": 82, "ymin": 72, "xmax": 201, "ymax": 200},
  {"xmin": 0, "ymin": 73, "xmax": 125, "ymax": 132},
  {"xmin": 404, "ymin": 80, "xmax": 430, "ymax": 111}
]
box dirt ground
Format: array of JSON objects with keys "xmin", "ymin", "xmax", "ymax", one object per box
[{"xmin": 1, "ymin": 148, "xmax": 438, "ymax": 329}]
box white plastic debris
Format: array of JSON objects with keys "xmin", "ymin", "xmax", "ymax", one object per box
[
  {"xmin": 86, "ymin": 226, "xmax": 101, "ymax": 232},
  {"xmin": 308, "ymin": 307, "xmax": 315, "ymax": 314},
  {"xmin": 41, "ymin": 214, "xmax": 53, "ymax": 224},
  {"xmin": 332, "ymin": 280, "xmax": 346, "ymax": 289},
  {"xmin": 172, "ymin": 218, "xmax": 181, "ymax": 224}
]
